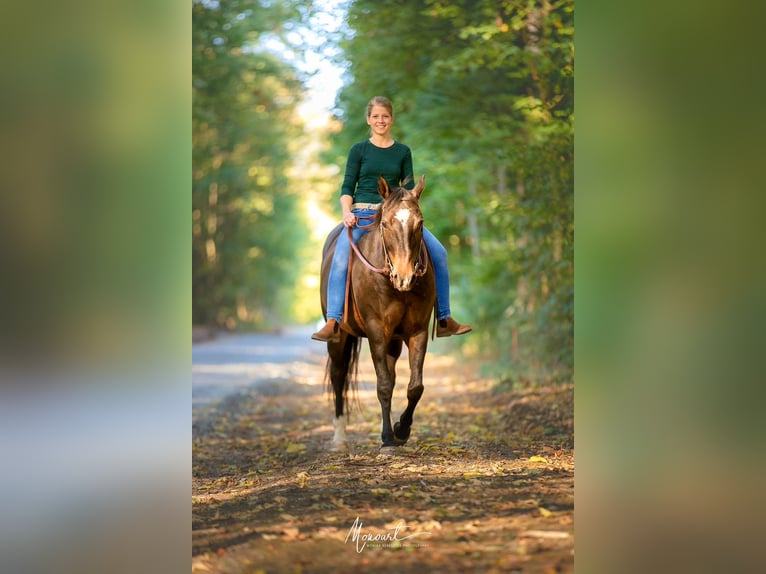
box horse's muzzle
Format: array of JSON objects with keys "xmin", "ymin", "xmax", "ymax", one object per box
[{"xmin": 389, "ymin": 269, "xmax": 415, "ymax": 291}]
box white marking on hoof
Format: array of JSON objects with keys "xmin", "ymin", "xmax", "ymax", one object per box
[
  {"xmin": 331, "ymin": 415, "xmax": 348, "ymax": 451},
  {"xmin": 329, "ymin": 440, "xmax": 348, "ymax": 452},
  {"xmin": 378, "ymin": 446, "xmax": 398, "ymax": 457}
]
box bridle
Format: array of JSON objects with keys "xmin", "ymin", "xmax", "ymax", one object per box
[{"xmin": 346, "ymin": 213, "xmax": 428, "ymax": 279}]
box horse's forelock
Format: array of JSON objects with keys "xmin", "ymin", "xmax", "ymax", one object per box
[
  {"xmin": 383, "ymin": 185, "xmax": 421, "ymax": 211},
  {"xmin": 383, "ymin": 185, "xmax": 407, "ymax": 205},
  {"xmin": 376, "ymin": 185, "xmax": 422, "ymax": 229}
]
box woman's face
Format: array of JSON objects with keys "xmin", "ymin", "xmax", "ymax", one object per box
[{"xmin": 367, "ymin": 105, "xmax": 393, "ymax": 136}]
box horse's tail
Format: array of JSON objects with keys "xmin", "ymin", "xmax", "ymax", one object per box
[
  {"xmin": 324, "ymin": 335, "xmax": 363, "ymax": 415},
  {"xmin": 346, "ymin": 336, "xmax": 363, "ymax": 413}
]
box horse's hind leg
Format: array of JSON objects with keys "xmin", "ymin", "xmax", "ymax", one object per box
[
  {"xmin": 327, "ymin": 336, "xmax": 355, "ymax": 451},
  {"xmin": 394, "ymin": 330, "xmax": 429, "ymax": 445}
]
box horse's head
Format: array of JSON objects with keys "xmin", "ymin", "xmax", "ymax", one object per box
[{"xmin": 377, "ymin": 175, "xmax": 427, "ymax": 291}]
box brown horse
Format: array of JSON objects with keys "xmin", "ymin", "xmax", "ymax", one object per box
[{"xmin": 319, "ymin": 176, "xmax": 436, "ymax": 451}]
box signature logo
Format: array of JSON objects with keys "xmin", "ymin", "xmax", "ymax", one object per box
[{"xmin": 344, "ymin": 516, "xmax": 431, "ymax": 553}]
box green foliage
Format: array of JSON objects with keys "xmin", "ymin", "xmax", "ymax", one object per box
[
  {"xmin": 192, "ymin": 0, "xmax": 309, "ymax": 330},
  {"xmin": 332, "ymin": 0, "xmax": 574, "ymax": 381}
]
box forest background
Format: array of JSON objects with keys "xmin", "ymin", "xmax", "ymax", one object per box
[
  {"xmin": 192, "ymin": 0, "xmax": 574, "ymax": 383},
  {"xmin": 2, "ymin": 0, "xmax": 760, "ymax": 572}
]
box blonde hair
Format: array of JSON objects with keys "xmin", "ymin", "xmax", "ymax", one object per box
[{"xmin": 366, "ymin": 96, "xmax": 394, "ymax": 118}]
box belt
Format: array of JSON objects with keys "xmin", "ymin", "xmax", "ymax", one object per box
[{"xmin": 351, "ymin": 202, "xmax": 381, "ymax": 211}]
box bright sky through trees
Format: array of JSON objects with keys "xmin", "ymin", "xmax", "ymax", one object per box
[{"xmin": 259, "ymin": 0, "xmax": 347, "ymax": 125}]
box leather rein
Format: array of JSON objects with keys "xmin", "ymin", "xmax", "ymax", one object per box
[{"xmin": 347, "ymin": 214, "xmax": 428, "ymax": 278}]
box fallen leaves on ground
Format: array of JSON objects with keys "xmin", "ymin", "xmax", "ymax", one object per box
[{"xmin": 193, "ymin": 353, "xmax": 573, "ymax": 574}]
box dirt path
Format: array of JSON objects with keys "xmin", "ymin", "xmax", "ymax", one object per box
[{"xmin": 192, "ymin": 333, "xmax": 574, "ymax": 573}]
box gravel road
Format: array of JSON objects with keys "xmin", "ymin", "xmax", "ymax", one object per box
[{"xmin": 192, "ymin": 325, "xmax": 328, "ymax": 409}]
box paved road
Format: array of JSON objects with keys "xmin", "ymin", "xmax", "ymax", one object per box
[{"xmin": 192, "ymin": 325, "xmax": 329, "ymax": 409}]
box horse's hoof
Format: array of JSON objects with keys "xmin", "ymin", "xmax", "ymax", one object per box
[
  {"xmin": 393, "ymin": 422, "xmax": 411, "ymax": 444},
  {"xmin": 329, "ymin": 441, "xmax": 348, "ymax": 452},
  {"xmin": 378, "ymin": 445, "xmax": 398, "ymax": 456}
]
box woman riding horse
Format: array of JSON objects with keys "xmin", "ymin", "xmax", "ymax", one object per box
[
  {"xmin": 312, "ymin": 96, "xmax": 471, "ymax": 342},
  {"xmin": 318, "ymin": 175, "xmax": 437, "ymax": 449}
]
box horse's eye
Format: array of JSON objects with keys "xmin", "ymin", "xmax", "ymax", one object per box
[{"xmin": 380, "ymin": 221, "xmax": 387, "ymax": 229}]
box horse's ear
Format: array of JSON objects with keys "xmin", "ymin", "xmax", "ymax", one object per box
[
  {"xmin": 411, "ymin": 175, "xmax": 426, "ymax": 199},
  {"xmin": 378, "ymin": 176, "xmax": 391, "ymax": 199}
]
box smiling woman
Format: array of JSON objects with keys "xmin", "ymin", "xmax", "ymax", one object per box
[{"xmin": 311, "ymin": 96, "xmax": 471, "ymax": 342}]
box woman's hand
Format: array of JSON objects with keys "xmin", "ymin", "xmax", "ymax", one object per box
[{"xmin": 342, "ymin": 211, "xmax": 357, "ymax": 228}]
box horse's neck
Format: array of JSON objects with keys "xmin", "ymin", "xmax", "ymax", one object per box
[{"xmin": 358, "ymin": 225, "xmax": 384, "ymax": 264}]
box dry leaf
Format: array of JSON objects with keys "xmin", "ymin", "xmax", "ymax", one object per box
[
  {"xmin": 282, "ymin": 527, "xmax": 300, "ymax": 539},
  {"xmin": 529, "ymin": 455, "xmax": 549, "ymax": 463},
  {"xmin": 191, "ymin": 558, "xmax": 211, "ymax": 572},
  {"xmin": 519, "ymin": 530, "xmax": 570, "ymax": 539}
]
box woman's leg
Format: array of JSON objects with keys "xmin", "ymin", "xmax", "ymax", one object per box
[
  {"xmin": 422, "ymin": 226, "xmax": 472, "ymax": 337},
  {"xmin": 327, "ymin": 220, "xmax": 373, "ymax": 320},
  {"xmin": 422, "ymin": 227, "xmax": 451, "ymax": 320},
  {"xmin": 313, "ymin": 229, "xmax": 357, "ymax": 341},
  {"xmin": 325, "ymin": 231, "xmax": 350, "ymax": 322},
  {"xmin": 319, "ymin": 211, "xmax": 376, "ymax": 326}
]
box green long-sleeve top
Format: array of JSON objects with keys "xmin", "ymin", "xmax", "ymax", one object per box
[{"xmin": 340, "ymin": 140, "xmax": 414, "ymax": 204}]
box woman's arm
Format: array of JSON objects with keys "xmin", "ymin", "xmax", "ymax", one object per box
[
  {"xmin": 341, "ymin": 143, "xmax": 362, "ymax": 197},
  {"xmin": 340, "ymin": 144, "xmax": 361, "ymax": 227},
  {"xmin": 340, "ymin": 195, "xmax": 355, "ymax": 227}
]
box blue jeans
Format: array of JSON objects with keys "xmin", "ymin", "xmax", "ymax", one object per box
[{"xmin": 326, "ymin": 209, "xmax": 452, "ymax": 321}]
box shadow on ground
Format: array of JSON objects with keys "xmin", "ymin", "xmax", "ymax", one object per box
[{"xmin": 193, "ymin": 347, "xmax": 573, "ymax": 573}]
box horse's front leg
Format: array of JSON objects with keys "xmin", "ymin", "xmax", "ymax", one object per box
[
  {"xmin": 368, "ymin": 334, "xmax": 397, "ymax": 447},
  {"xmin": 394, "ymin": 329, "xmax": 429, "ymax": 445}
]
